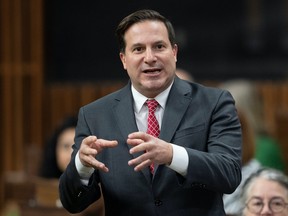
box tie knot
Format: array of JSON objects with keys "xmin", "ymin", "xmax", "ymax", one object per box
[{"xmin": 146, "ymin": 99, "xmax": 158, "ymax": 113}]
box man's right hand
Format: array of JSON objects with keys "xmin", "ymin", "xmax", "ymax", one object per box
[{"xmin": 79, "ymin": 135, "xmax": 118, "ymax": 172}]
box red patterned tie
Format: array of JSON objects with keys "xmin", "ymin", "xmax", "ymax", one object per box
[{"xmin": 146, "ymin": 99, "xmax": 160, "ymax": 174}]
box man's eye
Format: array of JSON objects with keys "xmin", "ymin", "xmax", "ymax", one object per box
[
  {"xmin": 156, "ymin": 44, "xmax": 164, "ymax": 49},
  {"xmin": 133, "ymin": 47, "xmax": 143, "ymax": 52}
]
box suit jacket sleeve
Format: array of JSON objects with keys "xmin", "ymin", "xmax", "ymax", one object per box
[
  {"xmin": 171, "ymin": 88, "xmax": 242, "ymax": 194},
  {"xmin": 59, "ymin": 107, "xmax": 102, "ymax": 213}
]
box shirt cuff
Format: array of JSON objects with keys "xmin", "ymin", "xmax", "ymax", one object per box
[
  {"xmin": 167, "ymin": 144, "xmax": 189, "ymax": 176},
  {"xmin": 75, "ymin": 151, "xmax": 95, "ymax": 185}
]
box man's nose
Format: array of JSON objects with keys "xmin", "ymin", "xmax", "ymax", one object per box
[{"xmin": 144, "ymin": 49, "xmax": 157, "ymax": 63}]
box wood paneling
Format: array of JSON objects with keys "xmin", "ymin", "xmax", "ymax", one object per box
[
  {"xmin": 0, "ymin": 0, "xmax": 43, "ymax": 174},
  {"xmin": 42, "ymin": 82, "xmax": 126, "ymax": 142},
  {"xmin": 0, "ymin": 1, "xmax": 44, "ymax": 211}
]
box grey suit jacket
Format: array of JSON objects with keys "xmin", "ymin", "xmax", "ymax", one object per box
[{"xmin": 59, "ymin": 77, "xmax": 242, "ymax": 216}]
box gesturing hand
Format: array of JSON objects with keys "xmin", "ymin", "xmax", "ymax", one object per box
[
  {"xmin": 127, "ymin": 132, "xmax": 173, "ymax": 172},
  {"xmin": 79, "ymin": 135, "xmax": 118, "ymax": 172}
]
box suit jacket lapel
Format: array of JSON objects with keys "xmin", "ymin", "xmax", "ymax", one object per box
[
  {"xmin": 154, "ymin": 78, "xmax": 192, "ymax": 178},
  {"xmin": 112, "ymin": 83, "xmax": 152, "ymax": 183},
  {"xmin": 160, "ymin": 78, "xmax": 192, "ymax": 143},
  {"xmin": 112, "ymin": 84, "xmax": 138, "ymax": 141}
]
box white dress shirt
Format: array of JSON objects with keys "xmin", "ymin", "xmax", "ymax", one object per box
[
  {"xmin": 76, "ymin": 82, "xmax": 189, "ymax": 184},
  {"xmin": 131, "ymin": 83, "xmax": 188, "ymax": 176}
]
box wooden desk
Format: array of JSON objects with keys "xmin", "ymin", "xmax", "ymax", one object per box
[
  {"xmin": 19, "ymin": 203, "xmax": 83, "ymax": 216},
  {"xmin": 2, "ymin": 172, "xmax": 104, "ymax": 216}
]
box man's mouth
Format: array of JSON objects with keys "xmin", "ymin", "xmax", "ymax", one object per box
[{"xmin": 143, "ymin": 69, "xmax": 161, "ymax": 73}]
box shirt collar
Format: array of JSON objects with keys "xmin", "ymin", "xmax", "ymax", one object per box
[{"xmin": 131, "ymin": 81, "xmax": 173, "ymax": 113}]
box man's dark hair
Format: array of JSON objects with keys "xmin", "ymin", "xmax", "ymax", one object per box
[{"xmin": 115, "ymin": 9, "xmax": 176, "ymax": 53}]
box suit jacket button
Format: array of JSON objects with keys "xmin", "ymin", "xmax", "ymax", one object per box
[{"xmin": 154, "ymin": 199, "xmax": 163, "ymax": 206}]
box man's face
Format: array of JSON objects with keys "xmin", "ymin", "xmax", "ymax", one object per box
[{"xmin": 120, "ymin": 20, "xmax": 178, "ymax": 98}]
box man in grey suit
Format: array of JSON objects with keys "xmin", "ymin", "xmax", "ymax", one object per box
[{"xmin": 59, "ymin": 9, "xmax": 242, "ymax": 216}]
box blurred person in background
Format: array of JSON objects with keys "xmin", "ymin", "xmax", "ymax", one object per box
[
  {"xmin": 219, "ymin": 79, "xmax": 285, "ymax": 171},
  {"xmin": 39, "ymin": 116, "xmax": 78, "ymax": 178},
  {"xmin": 175, "ymin": 68, "xmax": 194, "ymax": 82},
  {"xmin": 223, "ymin": 110, "xmax": 262, "ymax": 215},
  {"xmin": 39, "ymin": 116, "xmax": 104, "ymax": 216},
  {"xmin": 240, "ymin": 167, "xmax": 288, "ymax": 216},
  {"xmin": 220, "ymin": 79, "xmax": 286, "ymax": 215}
]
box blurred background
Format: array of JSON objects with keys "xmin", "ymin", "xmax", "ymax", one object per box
[
  {"xmin": 1, "ymin": 0, "xmax": 288, "ymax": 215},
  {"xmin": 45, "ymin": 0, "xmax": 288, "ymax": 82}
]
